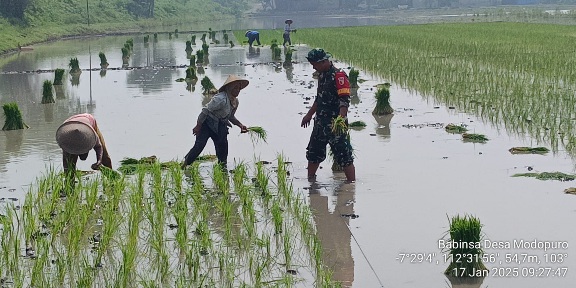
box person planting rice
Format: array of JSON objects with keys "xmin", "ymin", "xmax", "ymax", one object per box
[
  {"xmin": 283, "ymin": 19, "xmax": 296, "ymax": 47},
  {"xmin": 245, "ymin": 30, "xmax": 262, "ymax": 47},
  {"xmin": 301, "ymin": 48, "xmax": 356, "ymax": 182},
  {"xmin": 56, "ymin": 113, "xmax": 112, "ymax": 175},
  {"xmin": 182, "ymin": 75, "xmax": 250, "ymax": 169}
]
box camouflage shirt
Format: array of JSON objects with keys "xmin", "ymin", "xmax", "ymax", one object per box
[{"xmin": 314, "ymin": 65, "xmax": 350, "ymax": 124}]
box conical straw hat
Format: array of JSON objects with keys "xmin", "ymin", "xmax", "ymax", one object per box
[
  {"xmin": 219, "ymin": 75, "xmax": 249, "ymax": 92},
  {"xmin": 56, "ymin": 121, "xmax": 97, "ymax": 155}
]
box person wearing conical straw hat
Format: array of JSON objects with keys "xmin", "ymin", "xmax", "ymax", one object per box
[
  {"xmin": 245, "ymin": 30, "xmax": 262, "ymax": 47},
  {"xmin": 56, "ymin": 113, "xmax": 112, "ymax": 176},
  {"xmin": 283, "ymin": 19, "xmax": 296, "ymax": 47},
  {"xmin": 182, "ymin": 75, "xmax": 249, "ymax": 169}
]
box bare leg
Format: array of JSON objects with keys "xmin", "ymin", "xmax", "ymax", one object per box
[
  {"xmin": 343, "ymin": 163, "xmax": 356, "ymax": 182},
  {"xmin": 307, "ymin": 162, "xmax": 320, "ymax": 179}
]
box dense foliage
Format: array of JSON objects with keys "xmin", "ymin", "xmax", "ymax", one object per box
[{"xmin": 0, "ymin": 0, "xmax": 250, "ymax": 25}]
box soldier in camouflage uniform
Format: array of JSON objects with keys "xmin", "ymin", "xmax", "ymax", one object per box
[{"xmin": 301, "ymin": 48, "xmax": 356, "ymax": 181}]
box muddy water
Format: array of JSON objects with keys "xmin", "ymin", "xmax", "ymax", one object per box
[{"xmin": 1, "ymin": 32, "xmax": 575, "ymax": 287}]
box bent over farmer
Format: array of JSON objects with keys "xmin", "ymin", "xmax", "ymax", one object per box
[
  {"xmin": 301, "ymin": 48, "xmax": 356, "ymax": 181},
  {"xmin": 56, "ymin": 113, "xmax": 112, "ymax": 175}
]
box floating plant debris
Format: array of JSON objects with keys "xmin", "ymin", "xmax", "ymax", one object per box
[
  {"xmin": 445, "ymin": 123, "xmax": 468, "ymax": 134},
  {"xmin": 462, "ymin": 133, "xmax": 488, "ymax": 142},
  {"xmin": 512, "ymin": 172, "xmax": 575, "ymax": 181},
  {"xmin": 508, "ymin": 147, "xmax": 549, "ymax": 154}
]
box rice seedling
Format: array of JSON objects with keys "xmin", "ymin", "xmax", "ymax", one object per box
[
  {"xmin": 121, "ymin": 47, "xmax": 129, "ymax": 65},
  {"xmin": 200, "ymin": 76, "xmax": 217, "ymax": 95},
  {"xmin": 2, "ymin": 102, "xmax": 29, "ymax": 130},
  {"xmin": 200, "ymin": 33, "xmax": 206, "ymax": 42},
  {"xmin": 126, "ymin": 38, "xmax": 134, "ymax": 50},
  {"xmin": 443, "ymin": 214, "xmax": 487, "ymax": 278},
  {"xmin": 196, "ymin": 50, "xmax": 204, "ymax": 64},
  {"xmin": 153, "ymin": 33, "xmax": 158, "ymax": 42},
  {"xmin": 53, "ymin": 68, "xmax": 65, "ymax": 85},
  {"xmin": 98, "ymin": 52, "xmax": 108, "ymax": 68},
  {"xmin": 229, "ymin": 41, "xmax": 234, "ymax": 48},
  {"xmin": 246, "ymin": 126, "xmax": 267, "ymax": 144},
  {"xmin": 191, "ymin": 35, "xmax": 196, "ymax": 45},
  {"xmin": 331, "ymin": 115, "xmax": 348, "ymax": 136},
  {"xmin": 373, "ymin": 84, "xmax": 393, "ymax": 115},
  {"xmin": 185, "ymin": 67, "xmax": 198, "ymax": 81},
  {"xmin": 349, "ymin": 68, "xmax": 359, "ymax": 88},
  {"xmin": 40, "ymin": 80, "xmax": 55, "ymax": 104},
  {"xmin": 143, "ymin": 35, "xmax": 150, "ymax": 44},
  {"xmin": 68, "ymin": 57, "xmax": 81, "ymax": 74},
  {"xmin": 348, "ymin": 120, "xmax": 366, "ymax": 128},
  {"xmin": 445, "ymin": 123, "xmax": 468, "ymax": 134},
  {"xmin": 223, "ymin": 33, "xmax": 228, "ymax": 43},
  {"xmin": 508, "ymin": 147, "xmax": 549, "ymax": 154},
  {"xmin": 462, "ymin": 133, "xmax": 489, "ymax": 143},
  {"xmin": 185, "ymin": 40, "xmax": 193, "ymax": 52},
  {"xmin": 512, "ymin": 171, "xmax": 575, "ymax": 181},
  {"xmin": 202, "ymin": 43, "xmax": 209, "ymax": 55}
]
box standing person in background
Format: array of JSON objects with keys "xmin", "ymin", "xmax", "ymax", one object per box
[
  {"xmin": 245, "ymin": 30, "xmax": 262, "ymax": 47},
  {"xmin": 301, "ymin": 48, "xmax": 356, "ymax": 182},
  {"xmin": 56, "ymin": 113, "xmax": 112, "ymax": 178},
  {"xmin": 182, "ymin": 75, "xmax": 250, "ymax": 169},
  {"xmin": 283, "ymin": 19, "xmax": 296, "ymax": 47}
]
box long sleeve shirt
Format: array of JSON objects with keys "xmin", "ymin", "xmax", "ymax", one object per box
[{"xmin": 197, "ymin": 91, "xmax": 239, "ymax": 134}]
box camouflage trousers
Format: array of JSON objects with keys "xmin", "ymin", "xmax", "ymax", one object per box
[{"xmin": 306, "ymin": 121, "xmax": 354, "ymax": 167}]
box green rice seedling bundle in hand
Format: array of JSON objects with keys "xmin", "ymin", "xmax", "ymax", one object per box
[
  {"xmin": 53, "ymin": 69, "xmax": 65, "ymax": 85},
  {"xmin": 462, "ymin": 133, "xmax": 488, "ymax": 143},
  {"xmin": 185, "ymin": 41, "xmax": 193, "ymax": 52},
  {"xmin": 41, "ymin": 80, "xmax": 55, "ymax": 104},
  {"xmin": 200, "ymin": 76, "xmax": 217, "ymax": 95},
  {"xmin": 508, "ymin": 147, "xmax": 549, "ymax": 154},
  {"xmin": 2, "ymin": 102, "xmax": 29, "ymax": 130},
  {"xmin": 68, "ymin": 57, "xmax": 81, "ymax": 74},
  {"xmin": 331, "ymin": 115, "xmax": 348, "ymax": 136},
  {"xmin": 349, "ymin": 68, "xmax": 360, "ymax": 88},
  {"xmin": 445, "ymin": 123, "xmax": 468, "ymax": 134},
  {"xmin": 246, "ymin": 126, "xmax": 268, "ymax": 144},
  {"xmin": 373, "ymin": 84, "xmax": 393, "ymax": 115},
  {"xmin": 444, "ymin": 214, "xmax": 487, "ymax": 277}
]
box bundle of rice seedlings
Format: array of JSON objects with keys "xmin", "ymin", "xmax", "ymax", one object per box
[
  {"xmin": 144, "ymin": 35, "xmax": 150, "ymax": 44},
  {"xmin": 185, "ymin": 41, "xmax": 193, "ymax": 52},
  {"xmin": 98, "ymin": 52, "xmax": 108, "ymax": 67},
  {"xmin": 349, "ymin": 120, "xmax": 366, "ymax": 128},
  {"xmin": 196, "ymin": 50, "xmax": 204, "ymax": 64},
  {"xmin": 284, "ymin": 49, "xmax": 293, "ymax": 63},
  {"xmin": 223, "ymin": 33, "xmax": 229, "ymax": 43},
  {"xmin": 462, "ymin": 133, "xmax": 488, "ymax": 143},
  {"xmin": 121, "ymin": 48, "xmax": 129, "ymax": 61},
  {"xmin": 443, "ymin": 214, "xmax": 487, "ymax": 277},
  {"xmin": 189, "ymin": 55, "xmax": 196, "ymax": 66},
  {"xmin": 349, "ymin": 68, "xmax": 359, "ymax": 88},
  {"xmin": 229, "ymin": 41, "xmax": 234, "ymax": 48},
  {"xmin": 99, "ymin": 166, "xmax": 121, "ymax": 180},
  {"xmin": 191, "ymin": 35, "xmax": 196, "ymax": 44},
  {"xmin": 2, "ymin": 103, "xmax": 29, "ymax": 130},
  {"xmin": 246, "ymin": 126, "xmax": 268, "ymax": 144},
  {"xmin": 41, "ymin": 80, "xmax": 55, "ymax": 104},
  {"xmin": 153, "ymin": 33, "xmax": 158, "ymax": 42},
  {"xmin": 331, "ymin": 115, "xmax": 348, "ymax": 136},
  {"xmin": 445, "ymin": 123, "xmax": 468, "ymax": 134},
  {"xmin": 53, "ymin": 69, "xmax": 65, "ymax": 85},
  {"xmin": 200, "ymin": 76, "xmax": 217, "ymax": 95},
  {"xmin": 68, "ymin": 57, "xmax": 81, "ymax": 74},
  {"xmin": 373, "ymin": 84, "xmax": 393, "ymax": 115},
  {"xmin": 125, "ymin": 38, "xmax": 134, "ymax": 50},
  {"xmin": 185, "ymin": 67, "xmax": 198, "ymax": 81},
  {"xmin": 512, "ymin": 171, "xmax": 575, "ymax": 181},
  {"xmin": 508, "ymin": 147, "xmax": 549, "ymax": 154},
  {"xmin": 202, "ymin": 43, "xmax": 209, "ymax": 55}
]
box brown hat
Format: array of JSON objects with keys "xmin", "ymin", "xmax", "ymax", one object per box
[
  {"xmin": 56, "ymin": 121, "xmax": 97, "ymax": 155},
  {"xmin": 218, "ymin": 75, "xmax": 249, "ymax": 92}
]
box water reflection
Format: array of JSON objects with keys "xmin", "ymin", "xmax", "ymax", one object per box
[
  {"xmin": 373, "ymin": 113, "xmax": 393, "ymax": 139},
  {"xmin": 4, "ymin": 130, "xmax": 24, "ymax": 154},
  {"xmin": 308, "ymin": 181, "xmax": 355, "ymax": 287},
  {"xmin": 350, "ymin": 87, "xmax": 359, "ymax": 106},
  {"xmin": 247, "ymin": 46, "xmax": 261, "ymax": 59}
]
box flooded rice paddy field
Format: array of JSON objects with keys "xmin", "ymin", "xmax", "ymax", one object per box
[{"xmin": 0, "ymin": 32, "xmax": 575, "ymax": 287}]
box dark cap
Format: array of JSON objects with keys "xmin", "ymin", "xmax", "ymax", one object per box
[{"xmin": 306, "ymin": 48, "xmax": 331, "ymax": 62}]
